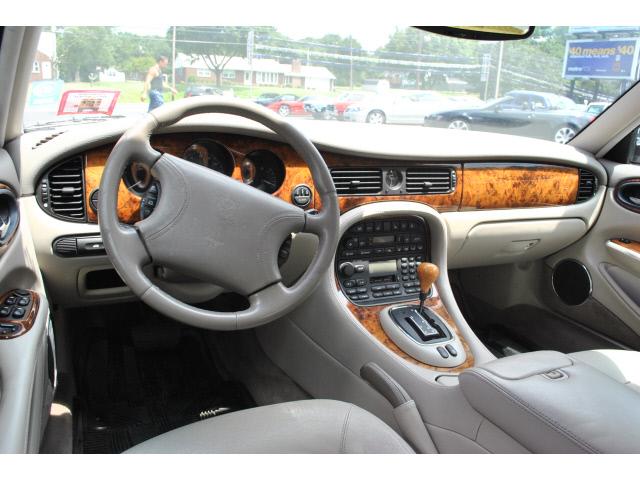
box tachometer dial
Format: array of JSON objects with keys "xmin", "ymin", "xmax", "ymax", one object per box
[{"xmin": 123, "ymin": 162, "xmax": 152, "ymax": 195}]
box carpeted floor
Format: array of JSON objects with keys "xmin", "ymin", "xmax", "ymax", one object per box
[{"xmin": 71, "ymin": 306, "xmax": 255, "ymax": 454}]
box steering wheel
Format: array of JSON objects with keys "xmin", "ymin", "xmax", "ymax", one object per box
[{"xmin": 98, "ymin": 97, "xmax": 339, "ymax": 330}]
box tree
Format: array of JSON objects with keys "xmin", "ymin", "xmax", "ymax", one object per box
[
  {"xmin": 298, "ymin": 34, "xmax": 365, "ymax": 87},
  {"xmin": 173, "ymin": 26, "xmax": 248, "ymax": 87},
  {"xmin": 57, "ymin": 27, "xmax": 115, "ymax": 81},
  {"xmin": 112, "ymin": 32, "xmax": 171, "ymax": 80}
]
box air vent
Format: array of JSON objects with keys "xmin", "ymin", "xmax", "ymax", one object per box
[
  {"xmin": 331, "ymin": 169, "xmax": 383, "ymax": 195},
  {"xmin": 405, "ymin": 168, "xmax": 456, "ymax": 194},
  {"xmin": 576, "ymin": 169, "xmax": 598, "ymax": 203},
  {"xmin": 46, "ymin": 156, "xmax": 86, "ymax": 221}
]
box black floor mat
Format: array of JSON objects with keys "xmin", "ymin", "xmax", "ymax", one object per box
[{"xmin": 71, "ymin": 305, "xmax": 255, "ymax": 454}]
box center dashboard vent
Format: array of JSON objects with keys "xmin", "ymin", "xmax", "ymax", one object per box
[
  {"xmin": 405, "ymin": 167, "xmax": 456, "ymax": 194},
  {"xmin": 331, "ymin": 169, "xmax": 383, "ymax": 195},
  {"xmin": 576, "ymin": 169, "xmax": 598, "ymax": 203},
  {"xmin": 39, "ymin": 156, "xmax": 86, "ymax": 222}
]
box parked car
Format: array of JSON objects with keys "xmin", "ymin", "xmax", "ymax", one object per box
[
  {"xmin": 343, "ymin": 92, "xmax": 455, "ymax": 125},
  {"xmin": 264, "ymin": 95, "xmax": 308, "ymax": 116},
  {"xmin": 332, "ymin": 92, "xmax": 375, "ymax": 120},
  {"xmin": 424, "ymin": 91, "xmax": 596, "ymax": 143},
  {"xmin": 255, "ymin": 93, "xmax": 299, "ymax": 109},
  {"xmin": 302, "ymin": 96, "xmax": 337, "ymax": 119},
  {"xmin": 184, "ymin": 85, "xmax": 223, "ymax": 98}
]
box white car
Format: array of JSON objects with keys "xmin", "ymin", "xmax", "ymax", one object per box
[{"xmin": 343, "ymin": 92, "xmax": 456, "ymax": 125}]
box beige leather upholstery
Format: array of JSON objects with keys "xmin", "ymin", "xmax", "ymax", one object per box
[
  {"xmin": 459, "ymin": 350, "xmax": 640, "ymax": 453},
  {"xmin": 570, "ymin": 349, "xmax": 640, "ymax": 393},
  {"xmin": 125, "ymin": 399, "xmax": 414, "ymax": 454}
]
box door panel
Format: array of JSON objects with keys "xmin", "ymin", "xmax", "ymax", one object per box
[
  {"xmin": 0, "ymin": 147, "xmax": 53, "ymax": 453},
  {"xmin": 547, "ymin": 159, "xmax": 640, "ymax": 341}
]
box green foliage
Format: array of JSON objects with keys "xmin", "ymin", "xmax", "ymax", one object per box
[{"xmin": 57, "ymin": 27, "xmax": 115, "ymax": 81}]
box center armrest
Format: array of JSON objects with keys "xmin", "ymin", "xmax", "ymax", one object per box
[{"xmin": 459, "ymin": 350, "xmax": 640, "ymax": 453}]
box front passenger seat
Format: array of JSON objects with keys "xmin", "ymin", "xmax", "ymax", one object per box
[{"xmin": 125, "ymin": 399, "xmax": 414, "ymax": 454}]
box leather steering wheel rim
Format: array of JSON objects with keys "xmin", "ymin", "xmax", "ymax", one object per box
[{"xmin": 98, "ymin": 97, "xmax": 339, "ymax": 330}]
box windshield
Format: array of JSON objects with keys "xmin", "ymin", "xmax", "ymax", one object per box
[{"xmin": 25, "ymin": 26, "xmax": 640, "ymax": 144}]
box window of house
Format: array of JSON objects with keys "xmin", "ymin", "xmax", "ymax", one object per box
[
  {"xmin": 32, "ymin": 61, "xmax": 40, "ymax": 73},
  {"xmin": 196, "ymin": 69, "xmax": 211, "ymax": 78}
]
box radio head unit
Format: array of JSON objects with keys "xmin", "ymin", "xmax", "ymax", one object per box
[{"xmin": 336, "ymin": 216, "xmax": 430, "ymax": 306}]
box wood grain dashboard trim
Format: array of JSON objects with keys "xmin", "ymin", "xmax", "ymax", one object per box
[
  {"xmin": 341, "ymin": 287, "xmax": 474, "ymax": 372},
  {"xmin": 83, "ymin": 133, "xmax": 318, "ymax": 224},
  {"xmin": 460, "ymin": 163, "xmax": 579, "ymax": 210},
  {"xmin": 80, "ymin": 132, "xmax": 585, "ymax": 224}
]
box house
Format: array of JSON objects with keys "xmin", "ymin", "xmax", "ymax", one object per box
[
  {"xmin": 31, "ymin": 31, "xmax": 57, "ymax": 81},
  {"xmin": 98, "ymin": 67, "xmax": 126, "ymax": 83},
  {"xmin": 175, "ymin": 54, "xmax": 336, "ymax": 91}
]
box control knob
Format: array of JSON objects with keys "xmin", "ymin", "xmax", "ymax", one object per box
[{"xmin": 339, "ymin": 262, "xmax": 356, "ymax": 277}]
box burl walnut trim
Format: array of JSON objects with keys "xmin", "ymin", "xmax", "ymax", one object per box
[
  {"xmin": 611, "ymin": 238, "xmax": 640, "ymax": 255},
  {"xmin": 461, "ymin": 163, "xmax": 579, "ymax": 210},
  {"xmin": 85, "ymin": 147, "xmax": 142, "ymax": 223},
  {"xmin": 83, "ymin": 133, "xmax": 319, "ymax": 224},
  {"xmin": 0, "ymin": 291, "xmax": 40, "ymax": 340},
  {"xmin": 341, "ymin": 287, "xmax": 474, "ymax": 372}
]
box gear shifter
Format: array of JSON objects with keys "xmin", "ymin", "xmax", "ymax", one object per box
[{"xmin": 417, "ymin": 262, "xmax": 439, "ymax": 313}]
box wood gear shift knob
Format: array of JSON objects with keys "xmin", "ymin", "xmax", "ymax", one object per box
[{"xmin": 417, "ymin": 262, "xmax": 439, "ymax": 294}]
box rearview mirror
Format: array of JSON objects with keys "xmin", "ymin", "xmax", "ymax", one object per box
[{"xmin": 415, "ymin": 26, "xmax": 534, "ymax": 41}]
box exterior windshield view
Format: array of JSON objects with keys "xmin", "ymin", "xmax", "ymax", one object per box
[{"xmin": 3, "ymin": 23, "xmax": 640, "ymax": 462}]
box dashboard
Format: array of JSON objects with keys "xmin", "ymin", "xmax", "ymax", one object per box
[
  {"xmin": 34, "ymin": 132, "xmax": 598, "ymax": 226},
  {"xmin": 20, "ymin": 120, "xmax": 607, "ymax": 307}
]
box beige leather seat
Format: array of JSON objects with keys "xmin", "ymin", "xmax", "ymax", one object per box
[{"xmin": 125, "ymin": 399, "xmax": 413, "ymax": 454}]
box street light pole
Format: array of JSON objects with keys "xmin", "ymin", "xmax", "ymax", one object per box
[
  {"xmin": 494, "ymin": 41, "xmax": 504, "ymax": 98},
  {"xmin": 171, "ymin": 26, "xmax": 176, "ymax": 100}
]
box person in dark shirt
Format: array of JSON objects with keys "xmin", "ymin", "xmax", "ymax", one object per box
[{"xmin": 141, "ymin": 55, "xmax": 178, "ymax": 112}]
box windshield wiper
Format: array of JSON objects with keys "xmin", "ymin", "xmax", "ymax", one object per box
[{"xmin": 24, "ymin": 115, "xmax": 127, "ymax": 132}]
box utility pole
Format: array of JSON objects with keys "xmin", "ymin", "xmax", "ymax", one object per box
[
  {"xmin": 349, "ymin": 36, "xmax": 354, "ymax": 90},
  {"xmin": 415, "ymin": 33, "xmax": 424, "ymax": 90},
  {"xmin": 171, "ymin": 26, "xmax": 176, "ymax": 100},
  {"xmin": 247, "ymin": 29, "xmax": 255, "ymax": 98},
  {"xmin": 494, "ymin": 41, "xmax": 504, "ymax": 98}
]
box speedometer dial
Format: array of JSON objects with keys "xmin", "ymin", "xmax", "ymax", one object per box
[{"xmin": 182, "ymin": 139, "xmax": 235, "ymax": 175}]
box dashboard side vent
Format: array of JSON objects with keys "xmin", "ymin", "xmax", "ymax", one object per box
[
  {"xmin": 45, "ymin": 156, "xmax": 86, "ymax": 221},
  {"xmin": 405, "ymin": 167, "xmax": 456, "ymax": 194},
  {"xmin": 576, "ymin": 169, "xmax": 598, "ymax": 203},
  {"xmin": 331, "ymin": 169, "xmax": 383, "ymax": 195}
]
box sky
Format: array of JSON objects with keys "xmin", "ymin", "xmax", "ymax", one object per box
[{"xmin": 119, "ymin": 25, "xmax": 399, "ymax": 51}]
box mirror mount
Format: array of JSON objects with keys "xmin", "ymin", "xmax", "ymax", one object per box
[{"xmin": 415, "ymin": 26, "xmax": 534, "ymax": 41}]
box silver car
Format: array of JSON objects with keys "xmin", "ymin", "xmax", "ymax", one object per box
[{"xmin": 343, "ymin": 92, "xmax": 456, "ymax": 125}]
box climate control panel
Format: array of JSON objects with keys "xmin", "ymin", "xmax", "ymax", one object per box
[{"xmin": 336, "ymin": 217, "xmax": 429, "ymax": 305}]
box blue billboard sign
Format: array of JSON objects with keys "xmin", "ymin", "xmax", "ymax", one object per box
[{"xmin": 563, "ymin": 38, "xmax": 640, "ymax": 79}]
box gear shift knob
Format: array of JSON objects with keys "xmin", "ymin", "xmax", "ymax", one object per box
[
  {"xmin": 417, "ymin": 262, "xmax": 439, "ymax": 314},
  {"xmin": 417, "ymin": 262, "xmax": 439, "ymax": 294}
]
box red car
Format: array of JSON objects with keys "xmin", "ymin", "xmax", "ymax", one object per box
[{"xmin": 265, "ymin": 94, "xmax": 308, "ymax": 117}]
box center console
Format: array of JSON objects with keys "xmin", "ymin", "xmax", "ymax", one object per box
[
  {"xmin": 336, "ymin": 215, "xmax": 469, "ymax": 369},
  {"xmin": 335, "ymin": 217, "xmax": 429, "ymax": 306}
]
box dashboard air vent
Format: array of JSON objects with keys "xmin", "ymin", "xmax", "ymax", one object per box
[
  {"xmin": 405, "ymin": 167, "xmax": 456, "ymax": 194},
  {"xmin": 331, "ymin": 169, "xmax": 383, "ymax": 195},
  {"xmin": 576, "ymin": 169, "xmax": 597, "ymax": 203},
  {"xmin": 46, "ymin": 156, "xmax": 86, "ymax": 221}
]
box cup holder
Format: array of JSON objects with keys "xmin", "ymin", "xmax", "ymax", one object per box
[{"xmin": 0, "ymin": 186, "xmax": 19, "ymax": 247}]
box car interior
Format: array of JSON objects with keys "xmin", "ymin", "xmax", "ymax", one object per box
[{"xmin": 2, "ymin": 25, "xmax": 640, "ymax": 455}]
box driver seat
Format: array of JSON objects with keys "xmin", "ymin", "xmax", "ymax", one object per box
[{"xmin": 124, "ymin": 399, "xmax": 414, "ymax": 454}]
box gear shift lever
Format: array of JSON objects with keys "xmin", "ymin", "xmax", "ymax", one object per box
[{"xmin": 417, "ymin": 262, "xmax": 439, "ymax": 313}]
